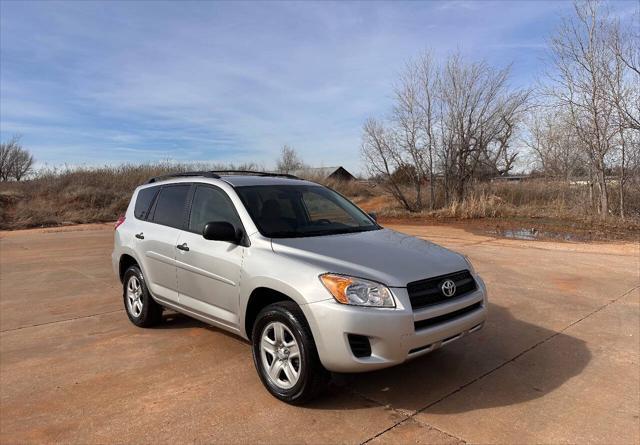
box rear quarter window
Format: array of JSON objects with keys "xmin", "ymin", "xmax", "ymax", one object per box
[
  {"xmin": 151, "ymin": 184, "xmax": 191, "ymax": 228},
  {"xmin": 134, "ymin": 187, "xmax": 159, "ymax": 220}
]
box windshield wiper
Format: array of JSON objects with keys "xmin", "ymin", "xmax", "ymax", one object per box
[
  {"xmin": 299, "ymin": 227, "xmax": 377, "ymax": 237},
  {"xmin": 268, "ymin": 226, "xmax": 379, "ymax": 238},
  {"xmin": 329, "ymin": 227, "xmax": 377, "ymax": 235},
  {"xmin": 267, "ymin": 231, "xmax": 303, "ymax": 238}
]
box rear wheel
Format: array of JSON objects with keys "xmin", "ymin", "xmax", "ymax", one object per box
[
  {"xmin": 123, "ymin": 265, "xmax": 163, "ymax": 327},
  {"xmin": 252, "ymin": 301, "xmax": 329, "ymax": 404}
]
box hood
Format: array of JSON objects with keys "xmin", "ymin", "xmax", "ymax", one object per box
[{"xmin": 270, "ymin": 228, "xmax": 468, "ymax": 287}]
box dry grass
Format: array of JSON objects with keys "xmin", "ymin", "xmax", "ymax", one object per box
[
  {"xmin": 0, "ymin": 163, "xmax": 258, "ymax": 229},
  {"xmin": 1, "ymin": 167, "xmax": 638, "ymax": 232},
  {"xmin": 372, "ymin": 179, "xmax": 640, "ymax": 232},
  {"xmin": 0, "ymin": 163, "xmax": 375, "ymax": 229}
]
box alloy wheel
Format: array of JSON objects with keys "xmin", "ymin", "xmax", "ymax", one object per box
[
  {"xmin": 126, "ymin": 275, "xmax": 143, "ymax": 317},
  {"xmin": 259, "ymin": 321, "xmax": 302, "ymax": 390}
]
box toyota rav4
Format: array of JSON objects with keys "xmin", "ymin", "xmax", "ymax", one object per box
[{"xmin": 112, "ymin": 171, "xmax": 488, "ymax": 404}]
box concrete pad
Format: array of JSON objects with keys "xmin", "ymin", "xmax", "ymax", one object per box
[
  {"xmin": 349, "ymin": 226, "xmax": 637, "ymax": 412},
  {"xmin": 0, "ymin": 311, "xmax": 407, "ymax": 444},
  {"xmin": 414, "ymin": 288, "xmax": 640, "ymax": 444},
  {"xmin": 1, "ymin": 229, "xmax": 120, "ymax": 330},
  {"xmin": 1, "ymin": 223, "xmax": 638, "ymax": 444},
  {"xmin": 346, "ymin": 301, "xmax": 591, "ymax": 412},
  {"xmin": 368, "ymin": 418, "xmax": 462, "ymax": 445}
]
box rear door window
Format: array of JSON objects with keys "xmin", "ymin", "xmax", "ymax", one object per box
[
  {"xmin": 151, "ymin": 184, "xmax": 190, "ymax": 229},
  {"xmin": 134, "ymin": 186, "xmax": 159, "ymax": 220}
]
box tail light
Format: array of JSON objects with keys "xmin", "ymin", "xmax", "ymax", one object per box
[{"xmin": 114, "ymin": 215, "xmax": 126, "ymax": 230}]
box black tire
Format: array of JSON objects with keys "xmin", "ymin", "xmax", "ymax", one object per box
[
  {"xmin": 122, "ymin": 265, "xmax": 163, "ymax": 328},
  {"xmin": 251, "ymin": 301, "xmax": 330, "ymax": 404}
]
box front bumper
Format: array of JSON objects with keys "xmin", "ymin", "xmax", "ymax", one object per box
[{"xmin": 303, "ymin": 275, "xmax": 488, "ymax": 373}]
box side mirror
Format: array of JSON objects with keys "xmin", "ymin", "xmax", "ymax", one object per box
[
  {"xmin": 368, "ymin": 212, "xmax": 378, "ymax": 222},
  {"xmin": 202, "ymin": 221, "xmax": 241, "ymax": 244}
]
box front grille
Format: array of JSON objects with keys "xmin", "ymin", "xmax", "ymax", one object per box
[
  {"xmin": 407, "ymin": 270, "xmax": 476, "ymax": 310},
  {"xmin": 347, "ymin": 334, "xmax": 372, "ymax": 358},
  {"xmin": 414, "ymin": 302, "xmax": 482, "ymax": 331}
]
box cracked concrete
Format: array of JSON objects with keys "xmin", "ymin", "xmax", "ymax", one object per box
[{"xmin": 1, "ymin": 223, "xmax": 638, "ymax": 444}]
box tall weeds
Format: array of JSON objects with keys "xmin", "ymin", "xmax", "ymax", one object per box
[
  {"xmin": 374, "ymin": 179, "xmax": 640, "ymax": 222},
  {"xmin": 0, "ymin": 162, "xmax": 261, "ymax": 229},
  {"xmin": 1, "ymin": 168, "xmax": 637, "ymax": 230}
]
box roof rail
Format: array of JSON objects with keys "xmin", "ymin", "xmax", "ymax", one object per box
[
  {"xmin": 146, "ymin": 171, "xmax": 221, "ymax": 184},
  {"xmin": 209, "ymin": 170, "xmax": 300, "ymax": 179},
  {"xmin": 146, "ymin": 170, "xmax": 300, "ymax": 184}
]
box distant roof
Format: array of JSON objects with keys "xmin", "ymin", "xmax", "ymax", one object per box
[{"xmin": 292, "ymin": 166, "xmax": 356, "ymax": 180}]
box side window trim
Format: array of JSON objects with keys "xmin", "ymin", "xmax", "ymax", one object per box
[
  {"xmin": 186, "ymin": 183, "xmax": 248, "ymax": 240},
  {"xmin": 184, "ymin": 183, "xmax": 197, "ymax": 230},
  {"xmin": 148, "ymin": 183, "xmax": 193, "ymax": 230},
  {"xmin": 300, "ymin": 194, "xmax": 313, "ymax": 223}
]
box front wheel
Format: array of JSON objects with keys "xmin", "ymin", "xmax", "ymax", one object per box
[{"xmin": 252, "ymin": 301, "xmax": 329, "ymax": 404}]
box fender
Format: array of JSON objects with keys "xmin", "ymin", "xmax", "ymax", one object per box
[{"xmin": 238, "ymin": 275, "xmax": 329, "ymax": 339}]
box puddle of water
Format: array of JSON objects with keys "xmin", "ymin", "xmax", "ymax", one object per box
[{"xmin": 490, "ymin": 227, "xmax": 589, "ymax": 242}]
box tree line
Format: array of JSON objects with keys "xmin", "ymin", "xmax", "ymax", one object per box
[{"xmin": 361, "ymin": 0, "xmax": 639, "ymax": 219}]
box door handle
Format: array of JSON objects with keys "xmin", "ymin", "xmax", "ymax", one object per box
[
  {"xmin": 135, "ymin": 232, "xmax": 144, "ymax": 239},
  {"xmin": 176, "ymin": 243, "xmax": 189, "ymax": 251}
]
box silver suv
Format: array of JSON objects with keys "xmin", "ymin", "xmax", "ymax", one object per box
[{"xmin": 112, "ymin": 171, "xmax": 487, "ymax": 403}]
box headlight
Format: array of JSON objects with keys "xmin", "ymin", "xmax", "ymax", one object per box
[
  {"xmin": 319, "ymin": 273, "xmax": 395, "ymax": 308},
  {"xmin": 463, "ymin": 255, "xmax": 476, "ymax": 274}
]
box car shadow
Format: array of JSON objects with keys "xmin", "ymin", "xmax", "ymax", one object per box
[
  {"xmin": 307, "ymin": 302, "xmax": 591, "ymax": 413},
  {"xmin": 150, "ymin": 302, "xmax": 590, "ymax": 413},
  {"xmin": 153, "ymin": 311, "xmax": 253, "ymax": 344},
  {"xmin": 154, "ymin": 311, "xmax": 203, "ymax": 329}
]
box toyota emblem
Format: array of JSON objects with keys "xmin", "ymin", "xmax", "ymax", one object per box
[{"xmin": 441, "ymin": 279, "xmax": 456, "ymax": 297}]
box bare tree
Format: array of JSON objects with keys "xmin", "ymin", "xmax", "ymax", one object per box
[
  {"xmin": 276, "ymin": 145, "xmax": 304, "ymax": 174},
  {"xmin": 361, "ymin": 54, "xmax": 440, "ymax": 212},
  {"xmin": 547, "ymin": 0, "xmax": 622, "ymax": 218},
  {"xmin": 416, "ymin": 52, "xmax": 439, "ymax": 209},
  {"xmin": 390, "ymin": 59, "xmax": 429, "ymax": 209},
  {"xmin": 604, "ymin": 9, "xmax": 640, "ymax": 218},
  {"xmin": 437, "ymin": 54, "xmax": 529, "ymax": 202},
  {"xmin": 362, "ymin": 118, "xmax": 417, "ymax": 211},
  {"xmin": 0, "ymin": 136, "xmax": 34, "ymax": 182},
  {"xmin": 606, "ymin": 8, "xmax": 640, "ymax": 133},
  {"xmin": 362, "ymin": 51, "xmax": 528, "ymax": 210},
  {"xmin": 525, "ymin": 108, "xmax": 585, "ymax": 180},
  {"xmin": 0, "ymin": 139, "xmax": 13, "ymax": 181},
  {"xmin": 11, "ymin": 149, "xmax": 34, "ymax": 181}
]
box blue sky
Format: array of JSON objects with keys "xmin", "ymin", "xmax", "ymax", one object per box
[{"xmin": 0, "ymin": 0, "xmax": 636, "ymax": 173}]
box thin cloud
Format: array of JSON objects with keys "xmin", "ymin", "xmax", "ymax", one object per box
[
  {"xmin": 436, "ymin": 1, "xmax": 481, "ymax": 11},
  {"xmin": 1, "ymin": 0, "xmax": 632, "ymax": 173}
]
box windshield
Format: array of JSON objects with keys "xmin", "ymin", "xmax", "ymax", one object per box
[{"xmin": 235, "ymin": 184, "xmax": 380, "ymax": 238}]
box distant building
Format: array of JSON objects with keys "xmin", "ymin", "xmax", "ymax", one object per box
[
  {"xmin": 490, "ymin": 174, "xmax": 532, "ymax": 182},
  {"xmin": 293, "ymin": 166, "xmax": 357, "ymax": 182}
]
